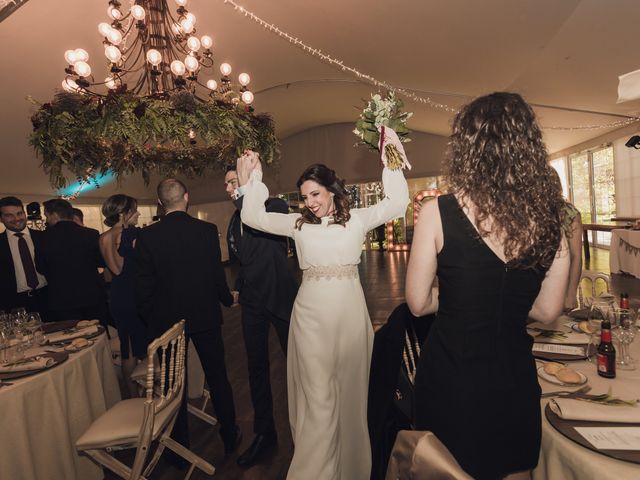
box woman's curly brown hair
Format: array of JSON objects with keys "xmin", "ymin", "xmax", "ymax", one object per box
[
  {"xmin": 295, "ymin": 164, "xmax": 352, "ymax": 230},
  {"xmin": 445, "ymin": 92, "xmax": 565, "ymax": 269}
]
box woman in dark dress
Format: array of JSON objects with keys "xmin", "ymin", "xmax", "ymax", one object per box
[
  {"xmin": 406, "ymin": 92, "xmax": 570, "ymax": 479},
  {"xmin": 100, "ymin": 194, "xmax": 149, "ymax": 397}
]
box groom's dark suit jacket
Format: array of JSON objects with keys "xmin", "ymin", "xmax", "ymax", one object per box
[
  {"xmin": 227, "ymin": 196, "xmax": 298, "ymax": 321},
  {"xmin": 136, "ymin": 211, "xmax": 234, "ymax": 337},
  {"xmin": 0, "ymin": 228, "xmax": 44, "ymax": 310}
]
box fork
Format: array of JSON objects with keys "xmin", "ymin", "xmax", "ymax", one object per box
[{"xmin": 541, "ymin": 385, "xmax": 592, "ymax": 398}]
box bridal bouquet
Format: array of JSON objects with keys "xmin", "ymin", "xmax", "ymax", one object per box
[{"xmin": 353, "ymin": 91, "xmax": 412, "ymax": 170}]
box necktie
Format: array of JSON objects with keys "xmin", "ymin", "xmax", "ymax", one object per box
[{"xmin": 14, "ymin": 232, "xmax": 39, "ymax": 290}]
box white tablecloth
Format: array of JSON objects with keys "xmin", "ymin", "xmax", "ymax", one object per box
[
  {"xmin": 0, "ymin": 333, "xmax": 121, "ymax": 480},
  {"xmin": 610, "ymin": 229, "xmax": 640, "ymax": 278},
  {"xmin": 532, "ymin": 317, "xmax": 640, "ymax": 480}
]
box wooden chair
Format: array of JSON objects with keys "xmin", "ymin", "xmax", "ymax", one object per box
[
  {"xmin": 130, "ymin": 339, "xmax": 219, "ymax": 427},
  {"xmin": 577, "ymin": 271, "xmax": 611, "ymax": 308},
  {"xmin": 76, "ymin": 320, "xmax": 215, "ymax": 480}
]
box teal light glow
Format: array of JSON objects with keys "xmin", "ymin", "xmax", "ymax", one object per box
[{"xmin": 57, "ymin": 172, "xmax": 116, "ymax": 198}]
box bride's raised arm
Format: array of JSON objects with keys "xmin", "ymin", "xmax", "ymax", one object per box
[{"xmin": 239, "ymin": 157, "xmax": 298, "ymax": 238}]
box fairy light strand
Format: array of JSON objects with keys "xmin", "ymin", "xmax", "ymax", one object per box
[{"xmin": 222, "ymin": 0, "xmax": 640, "ymax": 131}]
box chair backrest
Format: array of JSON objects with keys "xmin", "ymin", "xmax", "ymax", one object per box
[
  {"xmin": 130, "ymin": 320, "xmax": 186, "ymax": 479},
  {"xmin": 577, "ymin": 271, "xmax": 611, "ymax": 308}
]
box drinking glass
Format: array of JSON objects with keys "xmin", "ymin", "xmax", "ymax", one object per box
[
  {"xmin": 25, "ymin": 313, "xmax": 44, "ymax": 347},
  {"xmin": 612, "ymin": 308, "xmax": 637, "ymax": 370},
  {"xmin": 586, "ymin": 297, "xmax": 615, "ymax": 362}
]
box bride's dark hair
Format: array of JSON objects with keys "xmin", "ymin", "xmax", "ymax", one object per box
[{"xmin": 295, "ymin": 164, "xmax": 351, "ymax": 230}]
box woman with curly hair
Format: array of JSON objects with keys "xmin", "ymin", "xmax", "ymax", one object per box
[
  {"xmin": 406, "ymin": 92, "xmax": 569, "ymax": 479},
  {"xmin": 237, "ymin": 132, "xmax": 409, "ymax": 480}
]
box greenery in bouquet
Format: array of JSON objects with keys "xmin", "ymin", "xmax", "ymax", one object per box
[
  {"xmin": 353, "ymin": 91, "xmax": 412, "ymax": 170},
  {"xmin": 28, "ymin": 90, "xmax": 279, "ymax": 189}
]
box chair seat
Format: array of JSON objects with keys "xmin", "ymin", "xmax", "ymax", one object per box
[{"xmin": 76, "ymin": 398, "xmax": 178, "ymax": 450}]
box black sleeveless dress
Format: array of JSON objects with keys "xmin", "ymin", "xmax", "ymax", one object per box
[{"xmin": 414, "ymin": 194, "xmax": 548, "ymax": 479}]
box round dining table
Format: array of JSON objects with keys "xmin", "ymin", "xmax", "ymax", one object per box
[
  {"xmin": 0, "ymin": 331, "xmax": 120, "ymax": 480},
  {"xmin": 532, "ymin": 315, "xmax": 640, "ymax": 479}
]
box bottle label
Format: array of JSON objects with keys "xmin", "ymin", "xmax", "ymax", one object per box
[
  {"xmin": 597, "ymin": 353, "xmax": 608, "ymax": 373},
  {"xmin": 601, "ymin": 330, "xmax": 612, "ymax": 343}
]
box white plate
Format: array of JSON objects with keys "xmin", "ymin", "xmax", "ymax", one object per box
[{"xmin": 537, "ymin": 366, "xmax": 588, "ymax": 386}]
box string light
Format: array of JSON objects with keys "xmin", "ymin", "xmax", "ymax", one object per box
[{"xmin": 222, "ymin": 0, "xmax": 640, "ymax": 131}]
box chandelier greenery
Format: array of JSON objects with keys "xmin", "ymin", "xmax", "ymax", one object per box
[{"xmin": 29, "ymin": 0, "xmax": 278, "ymax": 190}]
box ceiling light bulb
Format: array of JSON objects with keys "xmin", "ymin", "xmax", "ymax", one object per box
[
  {"xmin": 219, "ymin": 63, "xmax": 232, "ymax": 76},
  {"xmin": 175, "ymin": 0, "xmax": 188, "ymax": 6},
  {"xmin": 184, "ymin": 55, "xmax": 199, "ymax": 72},
  {"xmin": 98, "ymin": 22, "xmax": 112, "ymax": 37},
  {"xmin": 238, "ymin": 73, "xmax": 250, "ymax": 86},
  {"xmin": 241, "ymin": 91, "xmax": 254, "ymax": 105},
  {"xmin": 64, "ymin": 50, "xmax": 77, "ymax": 64},
  {"xmin": 105, "ymin": 77, "xmax": 117, "ymax": 89},
  {"xmin": 74, "ymin": 48, "xmax": 89, "ymax": 62},
  {"xmin": 171, "ymin": 22, "xmax": 182, "ymax": 35},
  {"xmin": 186, "ymin": 36, "xmax": 201, "ymax": 52},
  {"xmin": 180, "ymin": 19, "xmax": 194, "ymax": 34},
  {"xmin": 107, "ymin": 29, "xmax": 123, "ymax": 45},
  {"xmin": 206, "ymin": 79, "xmax": 217, "ymax": 90},
  {"xmin": 62, "ymin": 78, "xmax": 79, "ymax": 92},
  {"xmin": 104, "ymin": 45, "xmax": 122, "ymax": 63},
  {"xmin": 201, "ymin": 36, "xmax": 213, "ymax": 50},
  {"xmin": 74, "ymin": 61, "xmax": 92, "ymax": 77},
  {"xmin": 185, "ymin": 12, "xmax": 196, "ymax": 25},
  {"xmin": 131, "ymin": 5, "xmax": 146, "ymax": 20},
  {"xmin": 146, "ymin": 49, "xmax": 162, "ymax": 66},
  {"xmin": 170, "ymin": 60, "xmax": 186, "ymax": 76},
  {"xmin": 107, "ymin": 6, "xmax": 122, "ymax": 20}
]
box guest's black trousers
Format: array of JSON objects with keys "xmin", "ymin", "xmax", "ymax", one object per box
[{"xmin": 241, "ymin": 304, "xmax": 289, "ymax": 435}]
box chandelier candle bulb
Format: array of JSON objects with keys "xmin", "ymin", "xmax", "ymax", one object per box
[
  {"xmin": 104, "ymin": 45, "xmax": 122, "ymax": 63},
  {"xmin": 200, "ymin": 35, "xmax": 213, "ymax": 49},
  {"xmin": 206, "ymin": 79, "xmax": 217, "ymax": 90},
  {"xmin": 74, "ymin": 49, "xmax": 89, "ymax": 62},
  {"xmin": 175, "ymin": 0, "xmax": 187, "ymax": 6},
  {"xmin": 184, "ymin": 55, "xmax": 199, "ymax": 72},
  {"xmin": 64, "ymin": 50, "xmax": 77, "ymax": 65},
  {"xmin": 107, "ymin": 29, "xmax": 123, "ymax": 45},
  {"xmin": 241, "ymin": 90, "xmax": 254, "ymax": 104},
  {"xmin": 146, "ymin": 49, "xmax": 162, "ymax": 66},
  {"xmin": 130, "ymin": 5, "xmax": 145, "ymax": 20},
  {"xmin": 185, "ymin": 12, "xmax": 196, "ymax": 25},
  {"xmin": 238, "ymin": 72, "xmax": 250, "ymax": 86},
  {"xmin": 74, "ymin": 61, "xmax": 92, "ymax": 77},
  {"xmin": 186, "ymin": 36, "xmax": 201, "ymax": 51},
  {"xmin": 180, "ymin": 18, "xmax": 194, "ymax": 33},
  {"xmin": 220, "ymin": 62, "xmax": 232, "ymax": 76},
  {"xmin": 107, "ymin": 6, "xmax": 122, "ymax": 20},
  {"xmin": 61, "ymin": 78, "xmax": 79, "ymax": 92},
  {"xmin": 105, "ymin": 77, "xmax": 117, "ymax": 89},
  {"xmin": 98, "ymin": 22, "xmax": 112, "ymax": 37},
  {"xmin": 170, "ymin": 59, "xmax": 186, "ymax": 76}
]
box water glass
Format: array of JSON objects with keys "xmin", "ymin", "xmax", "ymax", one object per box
[{"xmin": 612, "ymin": 308, "xmax": 637, "ymax": 370}]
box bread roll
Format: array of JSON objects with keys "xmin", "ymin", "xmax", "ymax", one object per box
[
  {"xmin": 556, "ymin": 367, "xmax": 582, "ymax": 384},
  {"xmin": 543, "ymin": 362, "xmax": 564, "ymax": 375},
  {"xmin": 71, "ymin": 337, "xmax": 89, "ymax": 348},
  {"xmin": 76, "ymin": 319, "xmax": 99, "ymax": 328},
  {"xmin": 578, "ymin": 321, "xmax": 594, "ymax": 334}
]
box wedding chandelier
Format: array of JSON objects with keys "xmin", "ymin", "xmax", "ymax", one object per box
[
  {"xmin": 62, "ymin": 0, "xmax": 254, "ymax": 105},
  {"xmin": 30, "ymin": 0, "xmax": 278, "ymax": 191}
]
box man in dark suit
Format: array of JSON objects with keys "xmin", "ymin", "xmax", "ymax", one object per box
[
  {"xmin": 225, "ymin": 160, "xmax": 298, "ymax": 467},
  {"xmin": 34, "ymin": 199, "xmax": 106, "ymax": 323},
  {"xmin": 135, "ymin": 178, "xmax": 240, "ymax": 456},
  {"xmin": 0, "ymin": 197, "xmax": 48, "ymax": 316}
]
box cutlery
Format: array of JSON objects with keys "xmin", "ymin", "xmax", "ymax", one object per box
[{"xmin": 541, "ymin": 385, "xmax": 592, "ymax": 398}]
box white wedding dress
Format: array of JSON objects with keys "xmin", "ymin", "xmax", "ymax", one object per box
[{"xmin": 241, "ymin": 167, "xmax": 409, "ymax": 480}]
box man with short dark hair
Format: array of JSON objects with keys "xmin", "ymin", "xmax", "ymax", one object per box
[
  {"xmin": 35, "ymin": 198, "xmax": 106, "ymax": 322},
  {"xmin": 0, "ymin": 196, "xmax": 48, "ymax": 316},
  {"xmin": 136, "ymin": 178, "xmax": 240, "ymax": 457},
  {"xmin": 225, "ymin": 162, "xmax": 298, "ymax": 467}
]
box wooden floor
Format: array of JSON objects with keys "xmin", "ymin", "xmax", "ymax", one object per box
[{"xmin": 102, "ymin": 247, "xmax": 639, "ymax": 480}]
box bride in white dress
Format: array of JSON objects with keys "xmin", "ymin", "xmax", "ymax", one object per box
[{"xmin": 237, "ymin": 131, "xmax": 409, "ymax": 479}]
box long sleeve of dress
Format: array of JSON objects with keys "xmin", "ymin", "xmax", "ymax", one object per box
[
  {"xmin": 240, "ymin": 169, "xmax": 298, "ymax": 238},
  {"xmin": 351, "ymin": 167, "xmax": 410, "ymax": 231}
]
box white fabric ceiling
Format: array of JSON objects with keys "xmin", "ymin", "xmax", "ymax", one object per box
[{"xmin": 1, "ymin": 0, "xmax": 639, "ymax": 202}]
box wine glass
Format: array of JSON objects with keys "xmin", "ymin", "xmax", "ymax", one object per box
[
  {"xmin": 26, "ymin": 313, "xmax": 44, "ymax": 347},
  {"xmin": 612, "ymin": 307, "xmax": 637, "ymax": 370},
  {"xmin": 586, "ymin": 297, "xmax": 615, "ymax": 362}
]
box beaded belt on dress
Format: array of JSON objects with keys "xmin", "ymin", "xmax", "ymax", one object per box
[{"xmin": 303, "ymin": 265, "xmax": 359, "ymax": 281}]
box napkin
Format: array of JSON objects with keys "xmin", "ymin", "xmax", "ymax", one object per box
[
  {"xmin": 532, "ymin": 330, "xmax": 590, "ymax": 345},
  {"xmin": 550, "ymin": 398, "xmax": 640, "ymax": 423},
  {"xmin": 47, "ymin": 325, "xmax": 99, "ymax": 343},
  {"xmin": 0, "ymin": 356, "xmax": 54, "ymax": 373}
]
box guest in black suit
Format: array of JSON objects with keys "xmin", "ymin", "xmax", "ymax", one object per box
[
  {"xmin": 35, "ymin": 199, "xmax": 106, "ymax": 323},
  {"xmin": 135, "ymin": 178, "xmax": 240, "ymax": 455},
  {"xmin": 0, "ymin": 197, "xmax": 48, "ymax": 316},
  {"xmin": 224, "ymin": 165, "xmax": 298, "ymax": 466}
]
